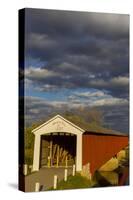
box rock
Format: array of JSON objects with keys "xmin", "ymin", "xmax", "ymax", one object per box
[
  {"xmin": 99, "ymin": 158, "xmax": 118, "ymax": 171},
  {"xmin": 99, "ymin": 171, "xmax": 118, "ymax": 185},
  {"xmin": 117, "ymin": 150, "xmax": 126, "ymax": 161}
]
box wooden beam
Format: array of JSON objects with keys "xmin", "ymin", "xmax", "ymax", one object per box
[
  {"xmin": 49, "ymin": 140, "xmax": 53, "ymax": 166},
  {"xmin": 59, "ymin": 147, "xmax": 63, "ymax": 158},
  {"xmin": 56, "ymin": 145, "xmax": 59, "ymax": 168},
  {"xmin": 53, "ymin": 144, "xmax": 57, "ymax": 159},
  {"xmin": 65, "ymin": 156, "xmax": 68, "ymax": 168}
]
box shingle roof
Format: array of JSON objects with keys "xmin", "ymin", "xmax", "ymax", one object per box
[
  {"xmin": 83, "ymin": 130, "xmax": 128, "ymax": 136},
  {"xmin": 63, "ymin": 115, "xmax": 128, "ymax": 136}
]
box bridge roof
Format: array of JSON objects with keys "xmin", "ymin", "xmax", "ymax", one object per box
[
  {"xmin": 84, "ymin": 130, "xmax": 128, "ymax": 137},
  {"xmin": 32, "ymin": 114, "xmax": 128, "ymax": 136},
  {"xmin": 62, "ymin": 115, "xmax": 128, "ymax": 136}
]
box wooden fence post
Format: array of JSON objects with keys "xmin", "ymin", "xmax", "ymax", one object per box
[
  {"xmin": 23, "ymin": 164, "xmax": 28, "ymax": 176},
  {"xmin": 64, "ymin": 169, "xmax": 68, "ymax": 182},
  {"xmin": 54, "ymin": 175, "xmax": 58, "ymax": 189},
  {"xmin": 35, "ymin": 182, "xmax": 40, "ymax": 192},
  {"xmin": 47, "ymin": 156, "xmax": 50, "ymax": 167},
  {"xmin": 72, "ymin": 164, "xmax": 76, "ymax": 176}
]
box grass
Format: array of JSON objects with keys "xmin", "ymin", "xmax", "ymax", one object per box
[{"xmin": 48, "ymin": 173, "xmax": 93, "ymax": 190}]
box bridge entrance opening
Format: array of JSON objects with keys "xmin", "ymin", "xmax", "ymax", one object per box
[{"xmin": 40, "ymin": 133, "xmax": 76, "ymax": 168}]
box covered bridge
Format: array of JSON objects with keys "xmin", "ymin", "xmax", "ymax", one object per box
[{"xmin": 32, "ymin": 115, "xmax": 128, "ymax": 177}]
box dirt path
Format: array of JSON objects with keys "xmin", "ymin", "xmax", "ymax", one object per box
[{"xmin": 25, "ymin": 167, "xmax": 72, "ymax": 192}]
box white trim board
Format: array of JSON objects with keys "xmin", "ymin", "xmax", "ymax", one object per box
[{"xmin": 32, "ymin": 115, "xmax": 85, "ymax": 135}]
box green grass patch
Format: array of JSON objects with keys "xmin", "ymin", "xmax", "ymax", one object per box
[{"xmin": 48, "ymin": 173, "xmax": 93, "ymax": 190}]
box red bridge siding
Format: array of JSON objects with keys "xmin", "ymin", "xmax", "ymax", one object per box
[{"xmin": 82, "ymin": 134, "xmax": 128, "ymax": 175}]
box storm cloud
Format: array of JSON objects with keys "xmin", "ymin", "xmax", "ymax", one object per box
[{"xmin": 24, "ymin": 8, "xmax": 129, "ymax": 133}]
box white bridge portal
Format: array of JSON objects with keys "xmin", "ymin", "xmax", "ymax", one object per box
[{"xmin": 32, "ymin": 115, "xmax": 85, "ymax": 172}]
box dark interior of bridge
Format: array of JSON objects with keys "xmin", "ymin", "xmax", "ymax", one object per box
[{"xmin": 40, "ymin": 134, "xmax": 76, "ymax": 168}]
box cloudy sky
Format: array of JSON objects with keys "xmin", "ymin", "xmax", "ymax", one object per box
[{"xmin": 23, "ymin": 8, "xmax": 129, "ymax": 133}]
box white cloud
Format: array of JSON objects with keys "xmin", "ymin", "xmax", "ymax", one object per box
[
  {"xmin": 92, "ymin": 97, "xmax": 128, "ymax": 106},
  {"xmin": 74, "ymin": 90, "xmax": 107, "ymax": 98},
  {"xmin": 25, "ymin": 94, "xmax": 129, "ymax": 130},
  {"xmin": 25, "ymin": 96, "xmax": 67, "ymax": 109},
  {"xmin": 90, "ymin": 76, "xmax": 129, "ymax": 87},
  {"xmin": 110, "ymin": 76, "xmax": 129, "ymax": 86},
  {"xmin": 35, "ymin": 84, "xmax": 58, "ymax": 92},
  {"xmin": 25, "ymin": 66, "xmax": 59, "ymax": 79},
  {"xmin": 68, "ymin": 90, "xmax": 128, "ymax": 107}
]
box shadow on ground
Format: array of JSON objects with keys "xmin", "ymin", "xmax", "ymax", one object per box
[{"xmin": 8, "ymin": 183, "xmax": 18, "ymax": 190}]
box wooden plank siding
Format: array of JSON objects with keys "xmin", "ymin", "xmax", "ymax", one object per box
[{"xmin": 82, "ymin": 134, "xmax": 129, "ymax": 175}]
